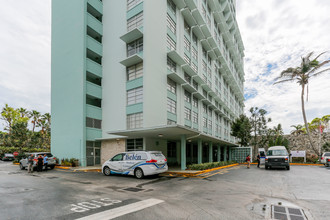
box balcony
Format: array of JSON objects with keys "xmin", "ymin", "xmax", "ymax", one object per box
[
  {"xmin": 86, "ymin": 104, "xmax": 102, "ymax": 120},
  {"xmin": 87, "ymin": 13, "xmax": 103, "ymax": 35},
  {"xmin": 87, "ymin": 0, "xmax": 103, "ymax": 15},
  {"xmin": 87, "ymin": 36, "xmax": 102, "ymax": 56},
  {"xmin": 120, "ymin": 28, "xmax": 143, "ymax": 44},
  {"xmin": 120, "ymin": 52, "xmax": 143, "ymax": 67},
  {"xmin": 86, "ymin": 127, "xmax": 102, "ymax": 141},
  {"xmin": 86, "ymin": 58, "xmax": 102, "ymax": 78},
  {"xmin": 86, "ymin": 81, "xmax": 102, "ymax": 99}
]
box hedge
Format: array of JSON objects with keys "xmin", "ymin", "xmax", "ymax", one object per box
[{"xmin": 187, "ymin": 161, "xmax": 237, "ymax": 170}]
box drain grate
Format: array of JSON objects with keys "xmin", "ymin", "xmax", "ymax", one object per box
[
  {"xmin": 122, "ymin": 187, "xmax": 145, "ymax": 192},
  {"xmin": 272, "ymin": 205, "xmax": 306, "ymax": 220}
]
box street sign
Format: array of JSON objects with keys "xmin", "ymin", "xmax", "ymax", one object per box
[{"xmin": 13, "ymin": 152, "xmax": 19, "ymax": 157}]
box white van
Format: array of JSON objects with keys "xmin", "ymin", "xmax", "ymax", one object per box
[
  {"xmin": 265, "ymin": 146, "xmax": 290, "ymax": 170},
  {"xmin": 102, "ymin": 151, "xmax": 168, "ymax": 179}
]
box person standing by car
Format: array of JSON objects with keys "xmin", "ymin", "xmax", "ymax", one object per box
[
  {"xmin": 246, "ymin": 154, "xmax": 251, "ymax": 169},
  {"xmin": 27, "ymin": 154, "xmax": 34, "ymax": 173},
  {"xmin": 43, "ymin": 154, "xmax": 48, "ymax": 171},
  {"xmin": 37, "ymin": 155, "xmax": 44, "ymax": 172},
  {"xmin": 257, "ymin": 153, "xmax": 260, "ymax": 168}
]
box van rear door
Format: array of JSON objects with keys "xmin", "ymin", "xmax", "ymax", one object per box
[{"xmin": 150, "ymin": 152, "xmax": 166, "ymax": 166}]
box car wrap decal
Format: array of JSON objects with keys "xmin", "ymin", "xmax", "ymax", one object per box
[{"xmin": 109, "ymin": 162, "xmax": 167, "ymax": 175}]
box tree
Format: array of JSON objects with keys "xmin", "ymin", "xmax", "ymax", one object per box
[
  {"xmin": 30, "ymin": 110, "xmax": 41, "ymax": 133},
  {"xmin": 290, "ymin": 124, "xmax": 304, "ymax": 136},
  {"xmin": 274, "ymin": 52, "xmax": 330, "ymax": 157},
  {"xmin": 249, "ymin": 107, "xmax": 272, "ymax": 157},
  {"xmin": 231, "ymin": 114, "xmax": 252, "ymax": 147},
  {"xmin": 268, "ymin": 124, "xmax": 290, "ymax": 151},
  {"xmin": 10, "ymin": 121, "xmax": 29, "ymax": 152}
]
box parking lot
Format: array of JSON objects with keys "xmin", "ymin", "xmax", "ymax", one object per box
[{"xmin": 0, "ymin": 160, "xmax": 330, "ymax": 220}]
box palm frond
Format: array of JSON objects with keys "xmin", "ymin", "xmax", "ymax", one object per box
[
  {"xmin": 308, "ymin": 60, "xmax": 330, "ymax": 75},
  {"xmin": 314, "ymin": 51, "xmax": 327, "ymax": 61},
  {"xmin": 310, "ymin": 67, "xmax": 330, "ymax": 78},
  {"xmin": 305, "ymin": 51, "xmax": 314, "ymax": 60},
  {"xmin": 273, "ymin": 78, "xmax": 294, "ymax": 85}
]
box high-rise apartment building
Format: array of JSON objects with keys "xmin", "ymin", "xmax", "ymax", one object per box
[{"xmin": 51, "ymin": 0, "xmax": 245, "ymax": 169}]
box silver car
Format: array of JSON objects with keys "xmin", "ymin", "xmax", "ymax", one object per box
[
  {"xmin": 19, "ymin": 152, "xmax": 56, "ymax": 170},
  {"xmin": 321, "ymin": 152, "xmax": 330, "ymax": 166}
]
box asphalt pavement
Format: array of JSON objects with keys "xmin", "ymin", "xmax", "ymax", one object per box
[{"xmin": 0, "ymin": 160, "xmax": 330, "ymax": 220}]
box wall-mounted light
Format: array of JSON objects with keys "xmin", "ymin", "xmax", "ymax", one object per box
[{"xmin": 158, "ymin": 134, "xmax": 163, "ymax": 138}]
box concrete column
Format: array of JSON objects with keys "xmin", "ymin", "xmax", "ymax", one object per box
[
  {"xmin": 209, "ymin": 142, "xmax": 213, "ymax": 162},
  {"xmin": 197, "ymin": 139, "xmax": 202, "ymax": 164},
  {"xmin": 224, "ymin": 146, "xmax": 227, "ymax": 162},
  {"xmin": 217, "ymin": 146, "xmax": 221, "ymax": 162},
  {"xmin": 229, "ymin": 147, "xmax": 232, "ymax": 161},
  {"xmin": 181, "ymin": 135, "xmax": 186, "ymax": 170}
]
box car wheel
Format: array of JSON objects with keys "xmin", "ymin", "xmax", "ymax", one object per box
[
  {"xmin": 50, "ymin": 165, "xmax": 55, "ymax": 170},
  {"xmin": 103, "ymin": 166, "xmax": 111, "ymax": 176},
  {"xmin": 19, "ymin": 163, "xmax": 25, "ymax": 170},
  {"xmin": 286, "ymin": 166, "xmax": 290, "ymax": 170},
  {"xmin": 265, "ymin": 166, "xmax": 268, "ymax": 170},
  {"xmin": 134, "ymin": 168, "xmax": 144, "ymax": 179}
]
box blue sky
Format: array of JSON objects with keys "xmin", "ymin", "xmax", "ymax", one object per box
[{"xmin": 0, "ymin": 0, "xmax": 330, "ymax": 134}]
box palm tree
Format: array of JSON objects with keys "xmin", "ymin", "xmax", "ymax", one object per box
[
  {"xmin": 30, "ymin": 110, "xmax": 41, "ymax": 133},
  {"xmin": 274, "ymin": 52, "xmax": 330, "ymax": 154},
  {"xmin": 290, "ymin": 124, "xmax": 304, "ymax": 136}
]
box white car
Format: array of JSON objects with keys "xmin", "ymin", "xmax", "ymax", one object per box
[
  {"xmin": 321, "ymin": 152, "xmax": 330, "ymax": 166},
  {"xmin": 102, "ymin": 151, "xmax": 168, "ymax": 179}
]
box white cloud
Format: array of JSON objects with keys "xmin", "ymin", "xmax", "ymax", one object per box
[
  {"xmin": 0, "ymin": 0, "xmax": 51, "ymax": 130},
  {"xmin": 236, "ymin": 0, "xmax": 330, "ymax": 133}
]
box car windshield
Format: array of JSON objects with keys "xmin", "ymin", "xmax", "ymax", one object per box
[
  {"xmin": 267, "ymin": 150, "xmax": 287, "ymax": 156},
  {"xmin": 5, "ymin": 154, "xmax": 13, "ymax": 156},
  {"xmin": 324, "ymin": 153, "xmax": 330, "ymax": 156}
]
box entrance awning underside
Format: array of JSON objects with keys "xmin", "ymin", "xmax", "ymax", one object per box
[{"xmin": 107, "ymin": 125, "xmax": 237, "ymax": 146}]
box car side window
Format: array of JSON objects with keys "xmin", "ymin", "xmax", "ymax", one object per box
[{"xmin": 111, "ymin": 154, "xmax": 124, "ymax": 161}]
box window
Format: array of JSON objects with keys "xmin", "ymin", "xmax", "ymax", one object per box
[
  {"xmin": 192, "ymin": 111, "xmax": 198, "ymax": 123},
  {"xmin": 127, "ymin": 12, "xmax": 143, "ymax": 32},
  {"xmin": 184, "ymin": 72, "xmax": 191, "ymax": 83},
  {"xmin": 201, "ymin": 5, "xmax": 206, "ymax": 18},
  {"xmin": 192, "ymin": 97, "xmax": 198, "ymax": 108},
  {"xmin": 184, "ymin": 36, "xmax": 191, "ymax": 52},
  {"xmin": 192, "ymin": 47, "xmax": 198, "ymax": 60},
  {"xmin": 203, "ymin": 117, "xmax": 207, "ymax": 127},
  {"xmin": 208, "ymin": 108, "xmax": 212, "ymax": 117},
  {"xmin": 167, "ymin": 98, "xmax": 176, "ymax": 114},
  {"xmin": 207, "ymin": 67, "xmax": 211, "ymax": 78},
  {"xmin": 184, "ymin": 21, "xmax": 191, "ymax": 34},
  {"xmin": 127, "ymin": 87, "xmax": 143, "ymax": 105},
  {"xmin": 193, "ymin": 80, "xmax": 198, "ymax": 90},
  {"xmin": 86, "ymin": 117, "xmax": 102, "ymax": 129},
  {"xmin": 167, "ymin": 35, "xmax": 176, "ymax": 50},
  {"xmin": 167, "ymin": 56, "xmax": 176, "ymax": 72},
  {"xmin": 166, "ymin": 14, "xmax": 176, "ymax": 34},
  {"xmin": 126, "ymin": 138, "xmax": 143, "ymax": 151},
  {"xmin": 167, "ymin": 0, "xmax": 176, "ymax": 15},
  {"xmin": 203, "ymin": 89, "xmax": 207, "ymax": 98},
  {"xmin": 127, "ymin": 0, "xmax": 142, "ymax": 11},
  {"xmin": 127, "ymin": 62, "xmax": 143, "ymax": 81},
  {"xmin": 208, "ymin": 120, "xmax": 212, "ymax": 130},
  {"xmin": 192, "ymin": 33, "xmax": 198, "ymax": 45},
  {"xmin": 184, "ymin": 54, "xmax": 191, "ymax": 65},
  {"xmin": 202, "ymin": 60, "xmax": 207, "ymax": 72},
  {"xmin": 127, "ymin": 38, "xmax": 143, "ymax": 56},
  {"xmin": 184, "ymin": 107, "xmax": 191, "ymax": 120},
  {"xmin": 184, "ymin": 90, "xmax": 191, "ymax": 103},
  {"xmin": 203, "ymin": 103, "xmax": 207, "ymax": 114},
  {"xmin": 167, "ymin": 119, "xmax": 176, "ymax": 125},
  {"xmin": 167, "ymin": 78, "xmax": 176, "ymax": 94},
  {"xmin": 191, "ymin": 62, "xmax": 198, "ymax": 73},
  {"xmin": 127, "ymin": 113, "xmax": 143, "ymax": 129}
]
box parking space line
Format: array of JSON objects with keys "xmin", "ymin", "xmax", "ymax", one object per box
[{"xmin": 75, "ymin": 198, "xmax": 164, "ymax": 220}]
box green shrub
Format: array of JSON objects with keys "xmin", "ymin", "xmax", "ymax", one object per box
[{"xmin": 187, "ymin": 161, "xmax": 237, "ymax": 170}]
